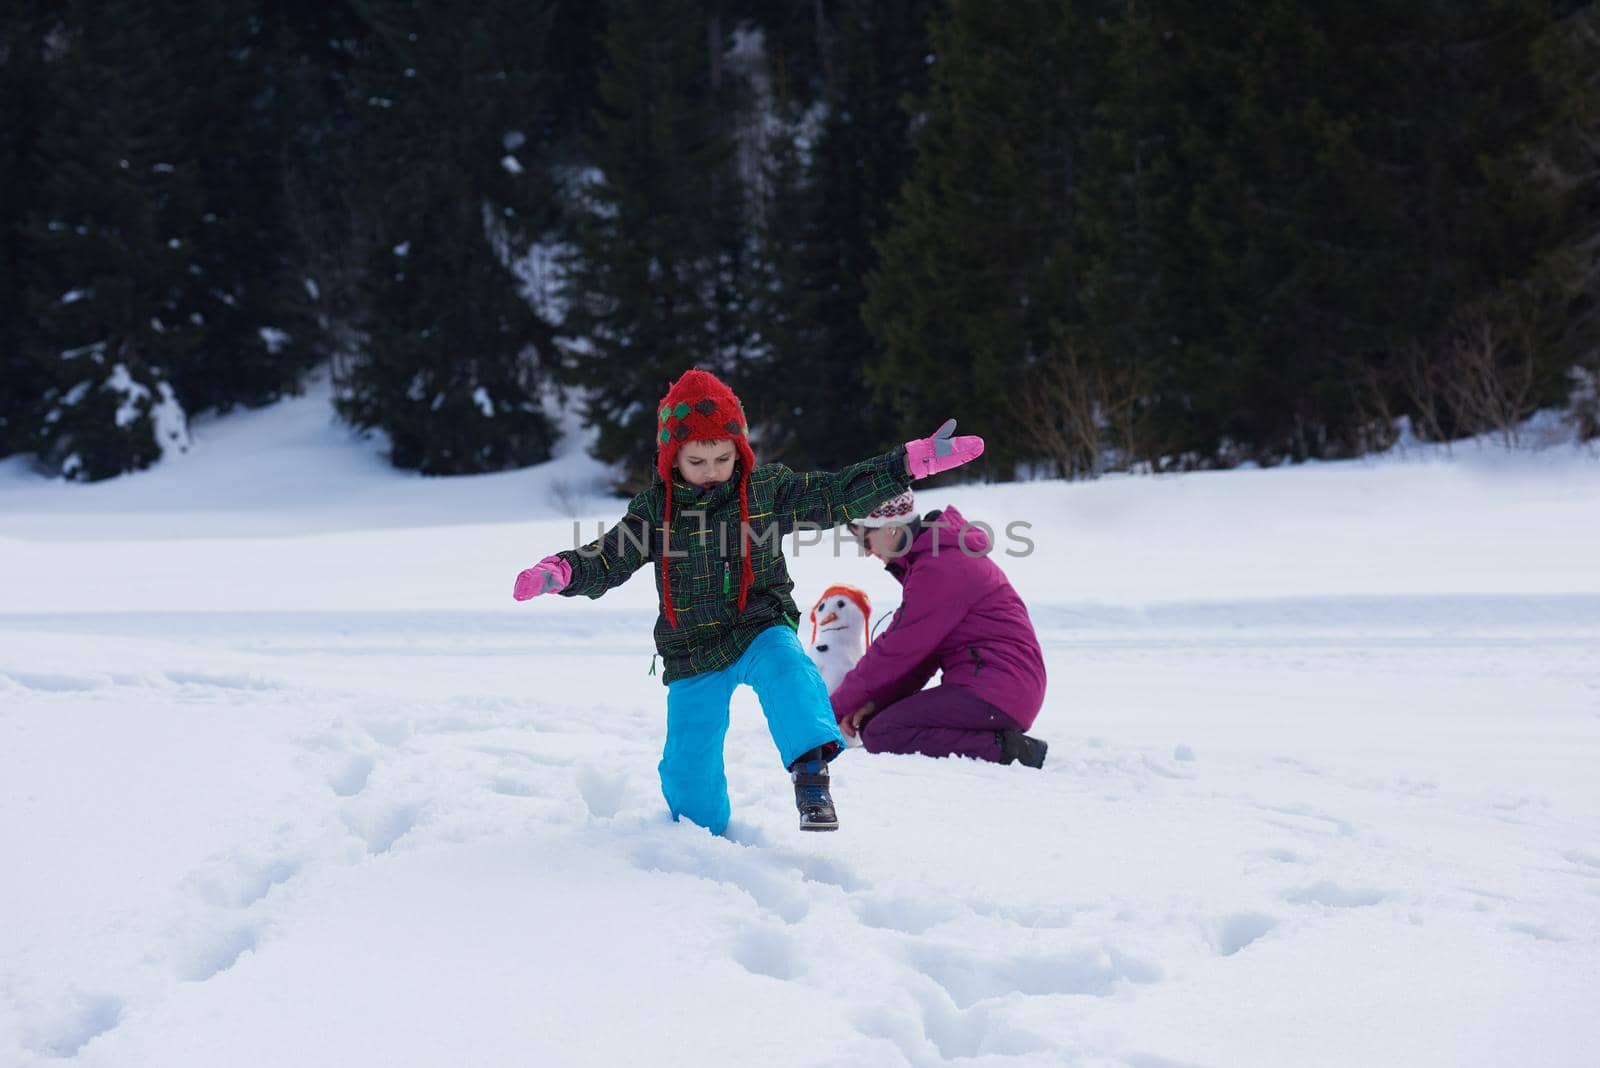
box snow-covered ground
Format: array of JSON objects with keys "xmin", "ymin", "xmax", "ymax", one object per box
[{"xmin": 2, "ymin": 382, "xmax": 1597, "ymax": 1067}]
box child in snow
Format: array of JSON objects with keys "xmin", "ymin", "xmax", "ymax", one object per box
[
  {"xmin": 511, "ymin": 369, "xmax": 984, "ymax": 833},
  {"xmin": 833, "ymin": 488, "xmax": 1049, "ymax": 767}
]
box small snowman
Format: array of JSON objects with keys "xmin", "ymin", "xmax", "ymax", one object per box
[{"xmin": 805, "ymin": 584, "xmax": 873, "ymax": 700}]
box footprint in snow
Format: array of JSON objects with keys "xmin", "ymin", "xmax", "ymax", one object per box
[
  {"xmin": 293, "ymin": 728, "xmax": 381, "ymax": 799},
  {"xmin": 1256, "ymin": 802, "xmax": 1356, "ymax": 838},
  {"xmin": 628, "ymin": 838, "xmax": 810, "ymax": 924},
  {"xmin": 720, "ymin": 820, "xmax": 772, "ymax": 848},
  {"xmin": 1206, "ymin": 912, "xmax": 1279, "ymax": 956},
  {"xmin": 1562, "ymin": 849, "xmax": 1600, "ymax": 878},
  {"xmin": 730, "ymin": 924, "xmax": 805, "ymax": 981},
  {"xmin": 1485, "ymin": 794, "xmax": 1545, "ymax": 823},
  {"xmin": 1505, "ymin": 920, "xmax": 1570, "ymax": 943},
  {"xmin": 854, "ymin": 892, "xmax": 966, "ymax": 935},
  {"xmin": 971, "ymin": 899, "xmax": 1082, "ymax": 929},
  {"xmin": 362, "ymin": 717, "xmax": 413, "ymax": 748},
  {"xmin": 341, "ymin": 800, "xmax": 424, "ymax": 855},
  {"xmin": 470, "ymin": 744, "xmax": 576, "ymax": 769},
  {"xmin": 1249, "ymin": 847, "xmax": 1310, "ymax": 865},
  {"xmin": 852, "ymin": 974, "xmax": 1054, "ymax": 1061},
  {"xmin": 1123, "ymin": 1054, "xmax": 1216, "ymax": 1068},
  {"xmin": 1282, "ymin": 881, "xmax": 1386, "ymax": 908},
  {"xmin": 857, "ymin": 895, "xmax": 1081, "ymax": 933},
  {"xmin": 174, "ymin": 922, "xmax": 263, "ymax": 982},
  {"xmin": 862, "ymin": 892, "xmax": 1081, "ymax": 933},
  {"xmin": 328, "ymin": 753, "xmax": 375, "ymax": 797},
  {"xmin": 3, "ymin": 670, "xmax": 109, "ymax": 693},
  {"xmin": 1462, "ymin": 886, "xmax": 1514, "ymax": 911},
  {"xmin": 181, "ymin": 854, "xmax": 299, "ymax": 909},
  {"xmin": 489, "ymin": 774, "xmax": 545, "ymax": 798},
  {"xmin": 17, "ymin": 991, "xmax": 124, "ymax": 1059},
  {"xmin": 163, "ymin": 669, "xmax": 282, "ymax": 693},
  {"xmin": 1141, "ymin": 753, "xmax": 1195, "ymax": 780},
  {"xmin": 576, "ymin": 765, "xmax": 629, "ymax": 819},
  {"xmin": 760, "ymin": 846, "xmax": 869, "ymax": 894},
  {"xmin": 903, "ymin": 942, "xmax": 1161, "ymax": 1010},
  {"xmin": 1272, "ymin": 755, "xmax": 1326, "ymax": 776}
]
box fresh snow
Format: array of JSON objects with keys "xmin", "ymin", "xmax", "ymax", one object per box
[{"xmin": 1, "ymin": 383, "xmax": 1597, "ymax": 1067}]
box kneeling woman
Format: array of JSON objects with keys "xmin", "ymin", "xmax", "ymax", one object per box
[{"xmin": 833, "ymin": 489, "xmax": 1048, "ymax": 767}]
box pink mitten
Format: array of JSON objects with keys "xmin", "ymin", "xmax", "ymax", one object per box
[
  {"xmin": 904, "ymin": 419, "xmax": 984, "ymax": 479},
  {"xmin": 513, "ymin": 555, "xmax": 572, "ymax": 601}
]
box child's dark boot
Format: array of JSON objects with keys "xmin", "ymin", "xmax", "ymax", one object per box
[
  {"xmin": 997, "ymin": 730, "xmax": 1048, "ymax": 769},
  {"xmin": 788, "ymin": 745, "xmax": 838, "ymax": 831}
]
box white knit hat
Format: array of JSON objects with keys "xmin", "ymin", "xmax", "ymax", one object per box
[{"xmin": 852, "ymin": 488, "xmax": 916, "ymax": 528}]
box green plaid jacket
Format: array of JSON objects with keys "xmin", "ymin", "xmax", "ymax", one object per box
[{"xmin": 556, "ymin": 447, "xmax": 912, "ymax": 684}]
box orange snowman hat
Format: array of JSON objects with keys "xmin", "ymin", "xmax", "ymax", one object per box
[{"xmin": 808, "ymin": 584, "xmax": 872, "ymax": 648}]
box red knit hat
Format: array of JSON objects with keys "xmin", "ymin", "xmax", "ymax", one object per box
[{"xmin": 655, "ymin": 369, "xmax": 757, "ymax": 627}]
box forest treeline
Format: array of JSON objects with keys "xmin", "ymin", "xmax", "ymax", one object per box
[{"xmin": 2, "ymin": 1, "xmax": 1596, "ymax": 486}]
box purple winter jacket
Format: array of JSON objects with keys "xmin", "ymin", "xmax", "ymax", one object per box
[{"xmin": 830, "ymin": 506, "xmax": 1047, "ymax": 729}]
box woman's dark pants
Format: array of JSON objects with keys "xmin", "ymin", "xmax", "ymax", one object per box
[{"xmin": 860, "ymin": 685, "xmax": 1024, "ymax": 763}]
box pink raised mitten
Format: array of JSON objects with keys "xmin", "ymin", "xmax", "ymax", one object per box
[
  {"xmin": 904, "ymin": 419, "xmax": 984, "ymax": 479},
  {"xmin": 513, "ymin": 555, "xmax": 572, "ymax": 601}
]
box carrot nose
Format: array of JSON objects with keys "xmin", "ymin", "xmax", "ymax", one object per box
[{"xmin": 818, "ymin": 612, "xmax": 839, "ymax": 627}]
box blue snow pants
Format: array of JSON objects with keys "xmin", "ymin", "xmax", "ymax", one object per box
[{"xmin": 660, "ymin": 624, "xmax": 846, "ymax": 836}]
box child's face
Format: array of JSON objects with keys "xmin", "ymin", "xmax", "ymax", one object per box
[{"xmin": 676, "ymin": 439, "xmax": 736, "ymax": 488}]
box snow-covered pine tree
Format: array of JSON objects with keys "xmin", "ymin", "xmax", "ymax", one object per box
[
  {"xmin": 556, "ymin": 0, "xmax": 755, "ymax": 490},
  {"xmin": 0, "ymin": 4, "xmax": 55, "ymax": 459},
  {"xmin": 338, "ymin": 0, "xmax": 562, "ymax": 475},
  {"xmin": 20, "ymin": 1, "xmax": 201, "ymax": 480},
  {"xmin": 744, "ymin": 0, "xmax": 938, "ymax": 472},
  {"xmin": 161, "ymin": 0, "xmax": 327, "ymax": 418},
  {"xmin": 12, "ymin": 0, "xmax": 332, "ymax": 479},
  {"xmin": 864, "ymin": 1, "xmax": 1106, "ymax": 480}
]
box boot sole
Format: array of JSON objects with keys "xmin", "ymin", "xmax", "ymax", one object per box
[{"xmin": 800, "ymin": 821, "xmax": 839, "ymax": 831}]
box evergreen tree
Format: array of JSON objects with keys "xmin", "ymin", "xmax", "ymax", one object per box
[
  {"xmin": 0, "ymin": 4, "xmax": 55, "ymax": 458},
  {"xmin": 1180, "ymin": 1, "xmax": 1578, "ymax": 456},
  {"xmin": 1534, "ymin": 1, "xmax": 1600, "ymax": 437},
  {"xmin": 869, "ymin": 0, "xmax": 1590, "ymax": 475},
  {"xmin": 8, "ymin": 1, "xmax": 337, "ymax": 477},
  {"xmin": 20, "ymin": 1, "xmax": 202, "ymax": 480},
  {"xmin": 864, "ymin": 1, "xmax": 1108, "ymax": 478},
  {"xmin": 543, "ymin": 0, "xmax": 610, "ymax": 155},
  {"xmin": 746, "ymin": 0, "xmax": 939, "ymax": 471},
  {"xmin": 339, "ymin": 0, "xmax": 562, "ymax": 475},
  {"xmin": 162, "ymin": 0, "xmax": 328, "ymax": 416},
  {"xmin": 559, "ymin": 0, "xmax": 755, "ymax": 488},
  {"xmin": 1070, "ymin": 1, "xmax": 1217, "ymax": 470},
  {"xmin": 262, "ymin": 1, "xmax": 371, "ymax": 360},
  {"xmin": 1137, "ymin": 1, "xmax": 1393, "ymax": 463}
]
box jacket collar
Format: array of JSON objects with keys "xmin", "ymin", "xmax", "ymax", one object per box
[
  {"xmin": 883, "ymin": 512, "xmax": 931, "ymax": 581},
  {"xmin": 663, "ymin": 463, "xmax": 743, "ymax": 510}
]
